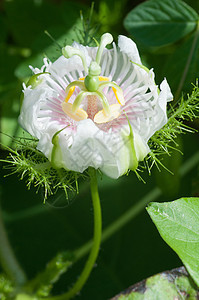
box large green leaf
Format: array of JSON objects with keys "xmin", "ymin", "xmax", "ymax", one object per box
[
  {"xmin": 14, "ymin": 21, "xmax": 82, "ymax": 79},
  {"xmin": 112, "ymin": 267, "xmax": 198, "ymax": 299},
  {"xmin": 147, "ymin": 198, "xmax": 199, "ymax": 286},
  {"xmin": 124, "ymin": 0, "xmax": 198, "ymax": 47},
  {"xmin": 162, "ymin": 28, "xmax": 199, "ymax": 95},
  {"xmin": 4, "ymin": 0, "xmax": 84, "ymax": 47}
]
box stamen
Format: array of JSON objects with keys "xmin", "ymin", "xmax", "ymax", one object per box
[
  {"xmin": 95, "ymin": 33, "xmax": 113, "ymax": 65},
  {"xmin": 72, "ymin": 91, "xmax": 87, "ymax": 113},
  {"xmin": 62, "ymin": 102, "xmax": 88, "ymax": 121},
  {"xmin": 98, "ymin": 81, "xmax": 125, "ymax": 105},
  {"xmin": 62, "ymin": 46, "xmax": 88, "ymax": 73},
  {"xmin": 65, "ymin": 81, "xmax": 85, "ymax": 103},
  {"xmin": 94, "ymin": 104, "xmax": 121, "ymax": 124},
  {"xmin": 94, "ymin": 91, "xmax": 110, "ymax": 115}
]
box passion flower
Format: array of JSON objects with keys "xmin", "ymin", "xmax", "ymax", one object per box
[{"xmin": 19, "ymin": 33, "xmax": 172, "ymax": 178}]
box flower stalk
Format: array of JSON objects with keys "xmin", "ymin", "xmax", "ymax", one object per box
[{"xmin": 45, "ymin": 167, "xmax": 102, "ymax": 300}]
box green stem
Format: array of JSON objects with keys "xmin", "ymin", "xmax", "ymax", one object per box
[
  {"xmin": 46, "ymin": 167, "xmax": 102, "ymax": 300},
  {"xmin": 75, "ymin": 187, "xmax": 161, "ymax": 261},
  {"xmin": 0, "ymin": 200, "xmax": 27, "ymax": 286}
]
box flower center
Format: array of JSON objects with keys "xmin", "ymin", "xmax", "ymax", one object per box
[{"xmin": 61, "ymin": 33, "xmax": 125, "ymax": 124}]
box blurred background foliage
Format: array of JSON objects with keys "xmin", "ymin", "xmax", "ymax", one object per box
[{"xmin": 0, "ymin": 0, "xmax": 199, "ymax": 299}]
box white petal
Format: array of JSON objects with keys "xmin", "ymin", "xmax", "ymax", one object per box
[
  {"xmin": 37, "ymin": 119, "xmax": 149, "ymax": 179},
  {"xmin": 146, "ymin": 79, "xmax": 173, "ymax": 141},
  {"xmin": 50, "ymin": 55, "xmax": 83, "ymax": 78},
  {"xmin": 156, "ymin": 78, "xmax": 173, "ymax": 126},
  {"xmin": 58, "ymin": 119, "xmax": 126, "ymax": 177},
  {"xmin": 35, "ymin": 119, "xmax": 135, "ymax": 179},
  {"xmin": 19, "ymin": 86, "xmax": 52, "ymax": 138},
  {"xmin": 159, "ymin": 78, "xmax": 173, "ymax": 109},
  {"xmin": 118, "ymin": 35, "xmax": 142, "ymax": 65}
]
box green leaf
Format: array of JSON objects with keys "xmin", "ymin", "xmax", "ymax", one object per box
[
  {"xmin": 4, "ymin": 0, "xmax": 84, "ymax": 47},
  {"xmin": 124, "ymin": 0, "xmax": 199, "ymax": 47},
  {"xmin": 113, "ymin": 267, "xmax": 198, "ymax": 300},
  {"xmin": 147, "ymin": 197, "xmax": 199, "ymax": 286},
  {"xmin": 0, "ymin": 44, "xmax": 22, "ymax": 85},
  {"xmin": 118, "ymin": 275, "xmax": 180, "ymax": 299},
  {"xmin": 162, "ymin": 28, "xmax": 199, "ymax": 95},
  {"xmin": 15, "ymin": 21, "xmax": 82, "ymax": 79}
]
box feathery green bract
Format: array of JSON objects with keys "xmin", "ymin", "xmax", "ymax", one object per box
[
  {"xmin": 76, "ymin": 2, "xmax": 99, "ymax": 46},
  {"xmin": 147, "ymin": 83, "xmax": 199, "ymax": 172},
  {"xmin": 1, "ymin": 137, "xmax": 87, "ymax": 201}
]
